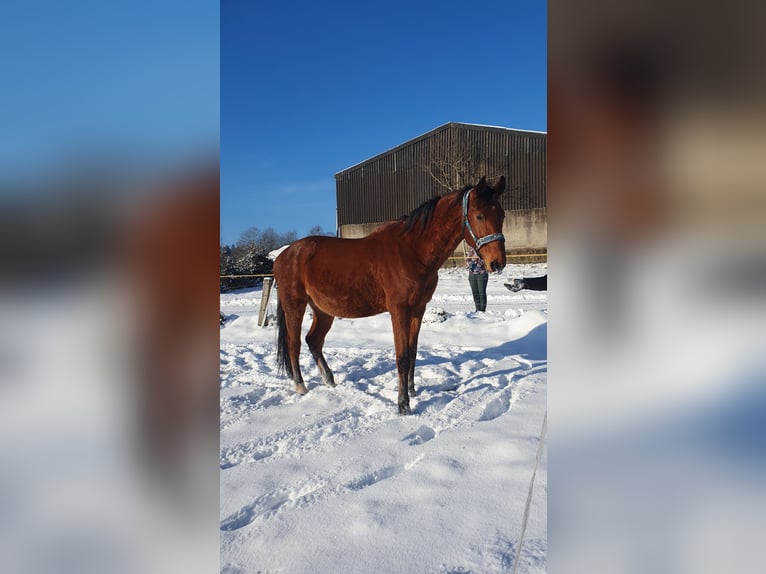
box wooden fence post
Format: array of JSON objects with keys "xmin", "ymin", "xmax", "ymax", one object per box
[{"xmin": 258, "ymin": 277, "xmax": 274, "ymax": 327}]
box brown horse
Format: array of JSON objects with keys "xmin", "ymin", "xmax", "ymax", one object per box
[{"xmin": 273, "ymin": 175, "xmax": 506, "ymax": 414}]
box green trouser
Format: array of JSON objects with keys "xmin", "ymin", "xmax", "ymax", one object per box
[{"xmin": 468, "ymin": 272, "xmax": 488, "ymax": 312}]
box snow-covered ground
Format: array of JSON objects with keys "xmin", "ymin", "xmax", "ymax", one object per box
[{"xmin": 220, "ymin": 264, "xmax": 547, "ymax": 573}]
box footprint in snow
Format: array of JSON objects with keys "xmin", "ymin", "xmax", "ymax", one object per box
[
  {"xmin": 478, "ymin": 392, "xmax": 512, "ymax": 422},
  {"xmin": 402, "ymin": 425, "xmax": 436, "ymax": 445}
]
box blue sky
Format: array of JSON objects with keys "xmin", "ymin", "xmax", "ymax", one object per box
[
  {"xmin": 1, "ymin": 1, "xmax": 219, "ymax": 183},
  {"xmin": 221, "ymin": 0, "xmax": 546, "ymax": 245}
]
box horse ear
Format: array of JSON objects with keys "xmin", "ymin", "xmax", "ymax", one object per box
[
  {"xmin": 476, "ymin": 176, "xmax": 487, "ymax": 193},
  {"xmin": 493, "ymin": 175, "xmax": 506, "ymax": 196}
]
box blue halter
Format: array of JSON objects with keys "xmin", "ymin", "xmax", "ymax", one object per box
[{"xmin": 462, "ymin": 188, "xmax": 505, "ymax": 250}]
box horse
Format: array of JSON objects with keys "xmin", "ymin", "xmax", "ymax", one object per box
[{"xmin": 273, "ymin": 175, "xmax": 506, "ymax": 414}]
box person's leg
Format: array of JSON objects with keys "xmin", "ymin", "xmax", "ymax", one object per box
[
  {"xmin": 468, "ymin": 274, "xmax": 481, "ymax": 311},
  {"xmin": 477, "ymin": 273, "xmax": 488, "ymax": 311}
]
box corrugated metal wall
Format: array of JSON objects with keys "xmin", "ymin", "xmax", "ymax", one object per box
[{"xmin": 335, "ymin": 123, "xmax": 546, "ymax": 226}]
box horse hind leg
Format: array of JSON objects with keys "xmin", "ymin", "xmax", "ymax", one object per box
[{"xmin": 306, "ymin": 304, "xmax": 336, "ymax": 387}]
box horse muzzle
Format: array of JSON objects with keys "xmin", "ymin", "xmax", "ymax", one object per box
[
  {"xmin": 481, "ymin": 243, "xmax": 507, "ymax": 274},
  {"xmin": 485, "ymin": 257, "xmax": 506, "ymax": 273}
]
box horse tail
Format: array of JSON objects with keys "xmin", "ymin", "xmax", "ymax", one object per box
[{"xmin": 275, "ymin": 292, "xmax": 293, "ymax": 378}]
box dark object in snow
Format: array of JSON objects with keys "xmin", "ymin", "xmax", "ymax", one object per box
[
  {"xmin": 504, "ymin": 275, "xmax": 547, "ymax": 292},
  {"xmin": 423, "ymin": 307, "xmax": 449, "ymax": 323},
  {"xmin": 220, "ymin": 312, "xmax": 227, "ymax": 326}
]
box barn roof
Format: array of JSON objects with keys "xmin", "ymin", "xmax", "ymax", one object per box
[{"xmin": 334, "ymin": 122, "xmax": 546, "ymax": 177}]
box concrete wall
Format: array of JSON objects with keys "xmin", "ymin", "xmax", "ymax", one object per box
[
  {"xmin": 503, "ymin": 208, "xmax": 547, "ymax": 253},
  {"xmin": 338, "ymin": 222, "xmax": 383, "ymax": 239}
]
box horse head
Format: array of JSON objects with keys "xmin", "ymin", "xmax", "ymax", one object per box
[{"xmin": 463, "ymin": 175, "xmax": 507, "ymax": 272}]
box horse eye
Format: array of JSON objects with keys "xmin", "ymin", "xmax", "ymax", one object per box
[{"xmin": 476, "ymin": 214, "xmax": 484, "ymax": 221}]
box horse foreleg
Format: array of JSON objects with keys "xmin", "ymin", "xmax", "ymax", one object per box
[
  {"xmin": 306, "ymin": 305, "xmax": 336, "ymax": 387},
  {"xmin": 391, "ymin": 309, "xmax": 413, "ymax": 415},
  {"xmin": 407, "ymin": 314, "xmax": 423, "ymax": 396}
]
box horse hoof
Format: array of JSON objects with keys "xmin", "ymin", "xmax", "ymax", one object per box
[
  {"xmin": 295, "ymin": 383, "xmax": 309, "ymax": 395},
  {"xmin": 398, "ymin": 404, "xmax": 412, "ymax": 415}
]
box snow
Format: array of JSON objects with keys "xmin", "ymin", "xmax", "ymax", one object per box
[
  {"xmin": 454, "ymin": 122, "xmax": 547, "ymax": 134},
  {"xmin": 267, "ymin": 245, "xmax": 290, "ymax": 261},
  {"xmin": 220, "ymin": 264, "xmax": 547, "ymax": 573}
]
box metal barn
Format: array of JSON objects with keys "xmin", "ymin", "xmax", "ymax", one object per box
[{"xmin": 334, "ymin": 122, "xmax": 546, "ymax": 257}]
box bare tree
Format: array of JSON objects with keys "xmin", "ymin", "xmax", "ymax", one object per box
[
  {"xmin": 307, "ymin": 225, "xmax": 334, "ymax": 237},
  {"xmin": 236, "ymin": 226, "xmax": 296, "ymax": 254},
  {"xmin": 236, "ymin": 227, "xmax": 262, "ymax": 250},
  {"xmin": 425, "ymin": 130, "xmax": 483, "ymax": 192}
]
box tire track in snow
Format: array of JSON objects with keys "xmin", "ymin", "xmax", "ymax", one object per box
[
  {"xmin": 409, "ymin": 355, "xmax": 537, "ymax": 443},
  {"xmin": 221, "ymin": 344, "xmax": 543, "ymax": 470},
  {"xmin": 221, "ymin": 345, "xmax": 407, "ymax": 470},
  {"xmin": 220, "ymin": 454, "xmax": 425, "ymax": 531},
  {"xmin": 221, "ymin": 405, "xmax": 374, "ymax": 469},
  {"xmin": 220, "ymin": 348, "xmax": 538, "ymax": 534}
]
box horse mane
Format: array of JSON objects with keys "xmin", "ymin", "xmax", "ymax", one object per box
[
  {"xmin": 400, "ymin": 184, "xmax": 473, "ymax": 235},
  {"xmin": 402, "ymin": 195, "xmax": 440, "ymax": 234}
]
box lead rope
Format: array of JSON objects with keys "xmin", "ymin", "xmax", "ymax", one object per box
[{"xmin": 512, "ymin": 410, "xmax": 547, "ymax": 574}]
